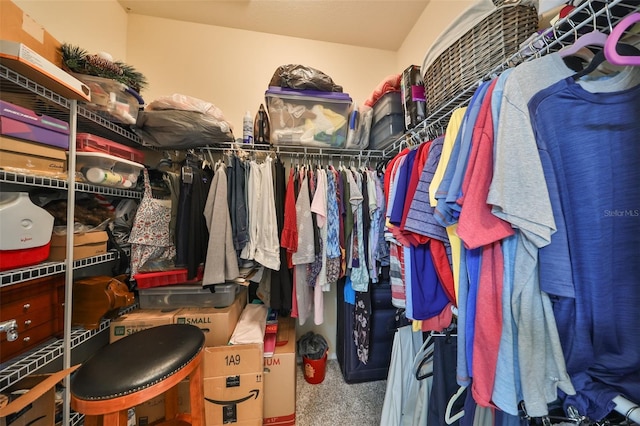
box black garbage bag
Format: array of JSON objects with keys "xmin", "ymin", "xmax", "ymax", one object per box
[
  {"xmin": 133, "ymin": 109, "xmax": 235, "ymax": 149},
  {"xmin": 269, "ymin": 64, "xmax": 343, "ymax": 93},
  {"xmin": 297, "ymin": 331, "xmax": 329, "ymax": 360}
]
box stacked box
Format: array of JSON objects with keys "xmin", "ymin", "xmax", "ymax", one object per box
[
  {"xmin": 263, "ymin": 317, "xmax": 296, "ymax": 425},
  {"xmin": 369, "ymin": 91, "xmax": 405, "ymax": 150},
  {"xmin": 204, "ymin": 343, "xmax": 264, "ymax": 425}
]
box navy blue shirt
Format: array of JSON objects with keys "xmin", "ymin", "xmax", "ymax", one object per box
[{"xmin": 529, "ymin": 76, "xmax": 640, "ymax": 420}]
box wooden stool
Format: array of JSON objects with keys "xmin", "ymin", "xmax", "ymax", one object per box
[{"xmin": 70, "ymin": 324, "xmax": 206, "ymax": 426}]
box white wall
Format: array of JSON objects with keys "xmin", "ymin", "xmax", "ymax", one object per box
[
  {"xmin": 125, "ymin": 14, "xmax": 398, "ymax": 132},
  {"xmin": 13, "ymin": 0, "xmax": 128, "ymax": 61},
  {"xmin": 397, "ymin": 0, "xmax": 475, "ymax": 70}
]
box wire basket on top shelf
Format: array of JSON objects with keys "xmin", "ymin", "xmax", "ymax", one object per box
[{"xmin": 423, "ymin": 0, "xmax": 539, "ymax": 118}]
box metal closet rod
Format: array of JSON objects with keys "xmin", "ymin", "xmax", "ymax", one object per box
[{"xmin": 199, "ymin": 143, "xmax": 388, "ymax": 161}]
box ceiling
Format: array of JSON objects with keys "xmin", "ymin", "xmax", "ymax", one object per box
[{"xmin": 117, "ymin": 0, "xmax": 431, "ymax": 51}]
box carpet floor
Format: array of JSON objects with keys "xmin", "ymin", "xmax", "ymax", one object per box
[{"xmin": 295, "ymin": 359, "xmax": 387, "ymax": 426}]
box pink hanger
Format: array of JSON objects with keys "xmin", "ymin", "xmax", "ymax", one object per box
[
  {"xmin": 604, "ymin": 13, "xmax": 640, "ymax": 66},
  {"xmin": 558, "ymin": 30, "xmax": 608, "ymax": 58}
]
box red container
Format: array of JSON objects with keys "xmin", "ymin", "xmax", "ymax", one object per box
[
  {"xmin": 0, "ymin": 242, "xmax": 51, "ymax": 271},
  {"xmin": 133, "ymin": 269, "xmax": 189, "ymax": 289},
  {"xmin": 76, "ymin": 132, "xmax": 145, "ymax": 164},
  {"xmin": 303, "ymin": 350, "xmax": 328, "ymax": 384}
]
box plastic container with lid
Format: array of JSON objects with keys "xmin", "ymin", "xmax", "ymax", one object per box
[
  {"xmin": 265, "ymin": 87, "xmax": 352, "ymax": 148},
  {"xmin": 76, "ymin": 133, "xmax": 145, "ymax": 164},
  {"xmin": 138, "ymin": 283, "xmax": 240, "ymax": 309},
  {"xmin": 71, "ymin": 73, "xmax": 143, "ymax": 125},
  {"xmin": 369, "ymin": 113, "xmax": 404, "ymax": 150},
  {"xmin": 73, "ymin": 151, "xmax": 144, "ymax": 189}
]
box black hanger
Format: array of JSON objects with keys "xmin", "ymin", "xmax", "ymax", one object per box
[{"xmin": 573, "ymin": 43, "xmax": 640, "ymax": 80}]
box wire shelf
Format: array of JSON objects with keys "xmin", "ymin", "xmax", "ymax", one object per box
[
  {"xmin": 0, "ymin": 171, "xmax": 143, "ymax": 198},
  {"xmin": 0, "ymin": 64, "xmax": 142, "ymax": 147},
  {"xmin": 0, "ymin": 251, "xmax": 120, "ymax": 287}
]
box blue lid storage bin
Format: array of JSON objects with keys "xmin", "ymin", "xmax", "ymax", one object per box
[{"xmin": 265, "ymin": 87, "xmax": 352, "ymax": 148}]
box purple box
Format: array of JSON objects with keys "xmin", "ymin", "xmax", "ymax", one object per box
[{"xmin": 0, "ymin": 100, "xmax": 70, "ymax": 148}]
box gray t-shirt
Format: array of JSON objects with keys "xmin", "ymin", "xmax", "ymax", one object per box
[{"xmin": 488, "ymin": 53, "xmax": 576, "ymax": 417}]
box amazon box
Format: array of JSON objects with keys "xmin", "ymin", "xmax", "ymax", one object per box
[
  {"xmin": 203, "ymin": 343, "xmax": 264, "ymax": 425},
  {"xmin": 263, "ymin": 317, "xmax": 296, "ymax": 425}
]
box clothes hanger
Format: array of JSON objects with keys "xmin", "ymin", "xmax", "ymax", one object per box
[
  {"xmin": 572, "ymin": 43, "xmax": 640, "ymax": 80},
  {"xmin": 557, "ymin": 16, "xmax": 608, "ymax": 60},
  {"xmin": 444, "ymin": 385, "xmax": 466, "ymax": 425},
  {"xmin": 413, "ymin": 337, "xmax": 434, "ymax": 381},
  {"xmin": 558, "ymin": 30, "xmax": 607, "ymax": 63},
  {"xmin": 604, "ymin": 13, "xmax": 640, "ymax": 66}
]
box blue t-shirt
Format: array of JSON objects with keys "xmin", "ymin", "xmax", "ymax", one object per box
[
  {"xmin": 434, "ymin": 81, "xmax": 492, "ymax": 227},
  {"xmin": 528, "ymin": 76, "xmax": 640, "ymax": 420}
]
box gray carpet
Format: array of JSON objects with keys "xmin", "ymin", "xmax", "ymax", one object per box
[{"xmin": 295, "ymin": 359, "xmax": 387, "ymax": 426}]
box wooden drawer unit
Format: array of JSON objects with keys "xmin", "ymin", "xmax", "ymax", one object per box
[{"xmin": 0, "ymin": 275, "xmax": 65, "ymax": 362}]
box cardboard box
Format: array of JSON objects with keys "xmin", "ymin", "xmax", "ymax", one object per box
[
  {"xmin": 0, "ymin": 374, "xmax": 55, "ymax": 426},
  {"xmin": 0, "ymin": 100, "xmax": 69, "ymax": 148},
  {"xmin": 0, "ymin": 40, "xmax": 90, "ymax": 101},
  {"xmin": 0, "ymin": 0, "xmax": 62, "ymax": 67},
  {"xmin": 263, "ymin": 317, "xmax": 296, "ymax": 426},
  {"xmin": 173, "ymin": 287, "xmax": 247, "ymax": 347},
  {"xmin": 47, "ymin": 230, "xmax": 108, "ymax": 262},
  {"xmin": 0, "ymin": 135, "xmax": 67, "ymax": 177},
  {"xmin": 204, "ymin": 343, "xmax": 264, "ymax": 425},
  {"xmin": 134, "ymin": 381, "xmax": 190, "ymax": 426},
  {"xmin": 109, "ymin": 309, "xmax": 177, "ymax": 343}
]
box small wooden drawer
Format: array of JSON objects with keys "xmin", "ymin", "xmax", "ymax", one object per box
[
  {"xmin": 0, "ymin": 275, "xmax": 65, "ymax": 362},
  {"xmin": 0, "ymin": 321, "xmax": 59, "ymax": 361}
]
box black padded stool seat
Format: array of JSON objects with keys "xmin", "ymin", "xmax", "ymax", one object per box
[{"xmin": 71, "ymin": 324, "xmax": 206, "ymax": 426}]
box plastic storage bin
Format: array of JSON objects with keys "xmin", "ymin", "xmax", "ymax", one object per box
[
  {"xmin": 372, "ymin": 91, "xmax": 403, "ymax": 123},
  {"xmin": 370, "ymin": 114, "xmax": 404, "ymax": 150},
  {"xmin": 77, "ymin": 133, "xmax": 145, "ymax": 164},
  {"xmin": 73, "ymin": 151, "xmax": 144, "ymax": 189},
  {"xmin": 369, "ymin": 91, "xmax": 404, "ymax": 150},
  {"xmin": 138, "ymin": 283, "xmax": 240, "ymax": 309},
  {"xmin": 265, "ymin": 87, "xmax": 352, "ymax": 148},
  {"xmin": 71, "ymin": 73, "xmax": 143, "ymax": 125},
  {"xmin": 133, "ymin": 269, "xmax": 189, "ymax": 289}
]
